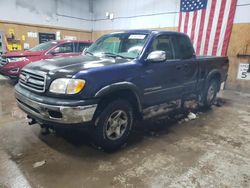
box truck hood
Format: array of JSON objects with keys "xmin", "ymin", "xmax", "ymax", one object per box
[
  {"xmin": 23, "ymin": 55, "xmax": 129, "ymax": 76},
  {"xmin": 2, "ymin": 51, "xmax": 43, "ymax": 57}
]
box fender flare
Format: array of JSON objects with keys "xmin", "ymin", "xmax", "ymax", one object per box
[
  {"xmin": 205, "ymin": 69, "xmax": 222, "ymax": 91},
  {"xmin": 206, "ymin": 69, "xmax": 221, "ymax": 82},
  {"xmin": 94, "ymin": 81, "xmax": 142, "ymax": 112}
]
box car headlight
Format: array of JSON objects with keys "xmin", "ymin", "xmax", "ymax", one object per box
[
  {"xmin": 7, "ymin": 57, "xmax": 28, "ymax": 63},
  {"xmin": 49, "ymin": 78, "xmax": 86, "ymax": 94}
]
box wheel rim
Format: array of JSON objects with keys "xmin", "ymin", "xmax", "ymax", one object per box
[
  {"xmin": 207, "ymin": 83, "xmax": 216, "ymax": 103},
  {"xmin": 105, "ymin": 110, "xmax": 128, "ymax": 140}
]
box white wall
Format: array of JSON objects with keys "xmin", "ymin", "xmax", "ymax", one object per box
[
  {"xmin": 0, "ymin": 0, "xmax": 93, "ymax": 30},
  {"xmin": 0, "ymin": 0, "xmax": 249, "ymax": 31},
  {"xmin": 234, "ymin": 0, "xmax": 250, "ymax": 23},
  {"xmin": 93, "ymin": 0, "xmax": 250, "ymax": 31},
  {"xmin": 93, "ymin": 0, "xmax": 179, "ymax": 30}
]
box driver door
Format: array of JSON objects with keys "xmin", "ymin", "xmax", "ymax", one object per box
[{"xmin": 141, "ymin": 34, "xmax": 184, "ymax": 107}]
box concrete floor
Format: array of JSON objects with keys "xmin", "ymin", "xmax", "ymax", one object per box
[{"xmin": 0, "ymin": 82, "xmax": 250, "ymax": 188}]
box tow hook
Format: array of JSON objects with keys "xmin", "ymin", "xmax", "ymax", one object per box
[{"xmin": 27, "ymin": 115, "xmax": 36, "ymax": 125}]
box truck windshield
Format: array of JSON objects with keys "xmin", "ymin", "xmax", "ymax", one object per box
[
  {"xmin": 28, "ymin": 41, "xmax": 58, "ymax": 52},
  {"xmin": 86, "ymin": 33, "xmax": 149, "ymax": 59}
]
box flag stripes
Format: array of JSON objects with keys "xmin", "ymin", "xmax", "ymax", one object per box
[{"xmin": 178, "ymin": 0, "xmax": 237, "ymax": 56}]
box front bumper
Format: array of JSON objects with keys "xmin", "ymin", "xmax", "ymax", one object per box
[
  {"xmin": 0, "ymin": 66, "xmax": 19, "ymax": 78},
  {"xmin": 15, "ymin": 85, "xmax": 98, "ymax": 125}
]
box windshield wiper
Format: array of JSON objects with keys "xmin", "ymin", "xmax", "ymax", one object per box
[{"xmin": 103, "ymin": 52, "xmax": 133, "ymax": 59}]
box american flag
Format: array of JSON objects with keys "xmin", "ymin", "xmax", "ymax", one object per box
[{"xmin": 178, "ymin": 0, "xmax": 237, "ymax": 56}]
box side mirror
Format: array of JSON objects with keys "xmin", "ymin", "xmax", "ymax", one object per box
[
  {"xmin": 50, "ymin": 51, "xmax": 56, "ymax": 56},
  {"xmin": 50, "ymin": 47, "xmax": 60, "ymax": 55},
  {"xmin": 146, "ymin": 51, "xmax": 166, "ymax": 62}
]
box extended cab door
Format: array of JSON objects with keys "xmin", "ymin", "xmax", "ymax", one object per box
[
  {"xmin": 141, "ymin": 34, "xmax": 185, "ymax": 107},
  {"xmin": 172, "ymin": 35, "xmax": 198, "ymax": 95}
]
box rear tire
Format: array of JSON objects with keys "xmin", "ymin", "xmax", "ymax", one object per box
[
  {"xmin": 91, "ymin": 99, "xmax": 134, "ymax": 151},
  {"xmin": 200, "ymin": 79, "xmax": 219, "ymax": 108}
]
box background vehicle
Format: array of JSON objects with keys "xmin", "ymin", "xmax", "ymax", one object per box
[
  {"xmin": 0, "ymin": 40, "xmax": 92, "ymax": 78},
  {"xmin": 15, "ymin": 30, "xmax": 229, "ymax": 151}
]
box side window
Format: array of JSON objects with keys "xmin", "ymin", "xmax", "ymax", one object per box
[
  {"xmin": 78, "ymin": 42, "xmax": 91, "ymax": 52},
  {"xmin": 174, "ymin": 35, "xmax": 194, "ymax": 59},
  {"xmin": 150, "ymin": 35, "xmax": 175, "ymax": 60},
  {"xmin": 73, "ymin": 42, "xmax": 78, "ymax": 52},
  {"xmin": 54, "ymin": 42, "xmax": 74, "ymax": 53}
]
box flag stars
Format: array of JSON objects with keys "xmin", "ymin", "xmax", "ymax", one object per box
[{"xmin": 181, "ymin": 0, "xmax": 206, "ymax": 12}]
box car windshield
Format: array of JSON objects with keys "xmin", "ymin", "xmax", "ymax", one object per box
[
  {"xmin": 28, "ymin": 41, "xmax": 58, "ymax": 52},
  {"xmin": 85, "ymin": 33, "xmax": 149, "ymax": 59}
]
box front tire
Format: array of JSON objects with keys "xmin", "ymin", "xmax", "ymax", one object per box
[{"xmin": 92, "ymin": 99, "xmax": 134, "ymax": 151}]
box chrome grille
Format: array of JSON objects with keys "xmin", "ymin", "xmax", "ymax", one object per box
[
  {"xmin": 19, "ymin": 70, "xmax": 46, "ymax": 93},
  {"xmin": 0, "ymin": 56, "xmax": 8, "ymax": 67}
]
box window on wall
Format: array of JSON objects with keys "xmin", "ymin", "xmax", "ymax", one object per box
[
  {"xmin": 38, "ymin": 33, "xmax": 56, "ymax": 44},
  {"xmin": 0, "ymin": 33, "xmax": 4, "ymax": 54}
]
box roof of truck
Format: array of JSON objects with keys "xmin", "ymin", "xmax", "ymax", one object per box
[{"xmin": 110, "ymin": 29, "xmax": 187, "ymax": 36}]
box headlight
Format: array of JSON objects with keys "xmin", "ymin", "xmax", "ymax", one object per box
[
  {"xmin": 49, "ymin": 78, "xmax": 86, "ymax": 94},
  {"xmin": 7, "ymin": 57, "xmax": 28, "ymax": 63}
]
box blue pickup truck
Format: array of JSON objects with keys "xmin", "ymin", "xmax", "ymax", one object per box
[{"xmin": 15, "ymin": 30, "xmax": 228, "ymax": 150}]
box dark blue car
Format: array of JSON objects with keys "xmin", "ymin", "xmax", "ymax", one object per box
[{"xmin": 15, "ymin": 30, "xmax": 229, "ymax": 150}]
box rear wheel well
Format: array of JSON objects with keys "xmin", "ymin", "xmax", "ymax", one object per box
[
  {"xmin": 209, "ymin": 73, "xmax": 221, "ymax": 91},
  {"xmin": 95, "ymin": 90, "xmax": 142, "ymax": 120}
]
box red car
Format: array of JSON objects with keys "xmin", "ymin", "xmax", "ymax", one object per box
[{"xmin": 0, "ymin": 40, "xmax": 92, "ymax": 78}]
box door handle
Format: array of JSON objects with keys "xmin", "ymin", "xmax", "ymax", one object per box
[{"xmin": 184, "ymin": 64, "xmax": 189, "ymax": 69}]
